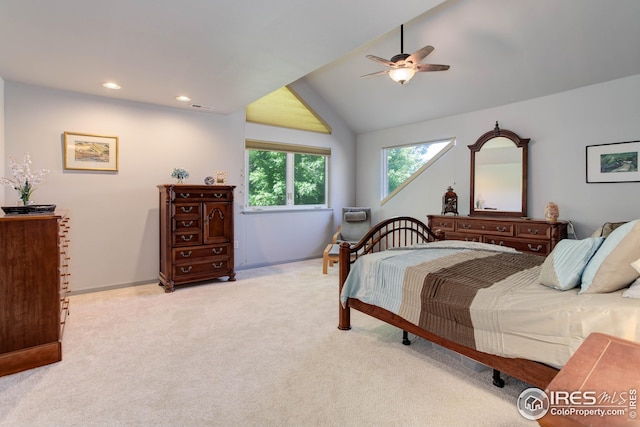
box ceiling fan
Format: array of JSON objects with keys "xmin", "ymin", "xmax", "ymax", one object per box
[{"xmin": 362, "ymin": 25, "xmax": 450, "ymax": 85}]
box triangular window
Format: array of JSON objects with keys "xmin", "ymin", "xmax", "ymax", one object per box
[
  {"xmin": 246, "ymin": 86, "xmax": 331, "ymax": 134},
  {"xmin": 382, "ymin": 138, "xmax": 455, "ymax": 204}
]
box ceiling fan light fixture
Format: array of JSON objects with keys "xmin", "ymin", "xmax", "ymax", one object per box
[
  {"xmin": 362, "ymin": 24, "xmax": 449, "ymax": 84},
  {"xmin": 389, "ymin": 67, "xmax": 416, "ymax": 84}
]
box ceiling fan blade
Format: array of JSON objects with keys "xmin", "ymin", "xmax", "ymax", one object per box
[
  {"xmin": 360, "ymin": 70, "xmax": 390, "ymax": 78},
  {"xmin": 416, "ymin": 63, "xmax": 450, "ymax": 72},
  {"xmin": 366, "ymin": 55, "xmax": 395, "ymax": 67},
  {"xmin": 406, "ymin": 45, "xmax": 434, "ymax": 64}
]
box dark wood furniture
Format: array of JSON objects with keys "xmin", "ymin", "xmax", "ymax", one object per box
[
  {"xmin": 427, "ymin": 214, "xmax": 567, "ymax": 256},
  {"xmin": 338, "ymin": 217, "xmax": 559, "ymax": 389},
  {"xmin": 158, "ymin": 185, "xmax": 235, "ymax": 292},
  {"xmin": 539, "ymin": 333, "xmax": 640, "ymax": 426},
  {"xmin": 0, "ymin": 211, "xmax": 71, "ymax": 377}
]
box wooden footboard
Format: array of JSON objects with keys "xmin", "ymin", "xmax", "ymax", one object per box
[{"xmin": 337, "ymin": 216, "xmax": 559, "ymax": 389}]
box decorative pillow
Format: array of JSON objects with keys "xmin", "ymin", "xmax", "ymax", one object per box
[
  {"xmin": 580, "ymin": 220, "xmax": 640, "ymax": 294},
  {"xmin": 622, "ymin": 278, "xmax": 640, "ymax": 299},
  {"xmin": 539, "ymin": 237, "xmax": 604, "ymax": 290},
  {"xmin": 590, "ymin": 221, "xmax": 627, "ymax": 238},
  {"xmin": 344, "ymin": 211, "xmax": 367, "ymax": 222}
]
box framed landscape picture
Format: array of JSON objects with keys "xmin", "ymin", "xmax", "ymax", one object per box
[
  {"xmin": 586, "ymin": 140, "xmax": 640, "ymax": 183},
  {"xmin": 64, "ymin": 132, "xmax": 119, "ymax": 171}
]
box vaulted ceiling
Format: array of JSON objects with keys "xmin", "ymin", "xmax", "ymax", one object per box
[{"xmin": 1, "ymin": 0, "xmax": 639, "ymax": 135}]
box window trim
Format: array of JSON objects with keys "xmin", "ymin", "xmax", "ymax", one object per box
[
  {"xmin": 245, "ymin": 139, "xmax": 330, "ymax": 211},
  {"xmin": 245, "ymin": 139, "xmax": 330, "ymax": 156},
  {"xmin": 381, "ymin": 137, "xmax": 455, "ymax": 206}
]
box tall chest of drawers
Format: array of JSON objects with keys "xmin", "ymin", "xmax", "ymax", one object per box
[
  {"xmin": 427, "ymin": 215, "xmax": 567, "ymax": 256},
  {"xmin": 0, "ymin": 210, "xmax": 71, "ymax": 377},
  {"xmin": 158, "ymin": 185, "xmax": 236, "ymax": 292}
]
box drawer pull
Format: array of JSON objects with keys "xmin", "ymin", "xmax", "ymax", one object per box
[
  {"xmin": 528, "ymin": 244, "xmax": 543, "ymax": 252},
  {"xmin": 180, "ymin": 250, "xmax": 192, "ymax": 258},
  {"xmin": 213, "ymin": 193, "xmax": 224, "ymax": 199},
  {"xmin": 182, "ymin": 220, "xmax": 194, "ymax": 227},
  {"xmin": 464, "ymin": 237, "xmax": 477, "ymax": 242},
  {"xmin": 181, "ymin": 235, "xmax": 194, "ymax": 242},
  {"xmin": 438, "ymin": 222, "xmax": 449, "ymax": 227},
  {"xmin": 462, "ymin": 224, "xmax": 471, "ymax": 229},
  {"xmin": 489, "ymin": 240, "xmax": 505, "ymax": 246},
  {"xmin": 212, "ymin": 262, "xmax": 223, "ymax": 269},
  {"xmin": 179, "ymin": 193, "xmax": 190, "ymax": 198},
  {"xmin": 527, "ymin": 228, "xmax": 539, "ymax": 235},
  {"xmin": 495, "ymin": 226, "xmax": 507, "ymax": 232},
  {"xmin": 212, "ymin": 247, "xmax": 223, "ymax": 254},
  {"xmin": 181, "ymin": 206, "xmax": 193, "ymax": 213},
  {"xmin": 180, "ymin": 266, "xmax": 193, "ymax": 273}
]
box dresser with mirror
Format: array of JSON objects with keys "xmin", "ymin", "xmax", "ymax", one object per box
[{"xmin": 428, "ymin": 122, "xmax": 567, "ymax": 256}]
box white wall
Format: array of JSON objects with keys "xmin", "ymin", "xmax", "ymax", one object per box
[
  {"xmin": 3, "ymin": 82, "xmax": 356, "ymax": 292},
  {"xmin": 357, "ymin": 74, "xmax": 640, "ymax": 238},
  {"xmin": 241, "ymin": 79, "xmax": 357, "ymax": 267},
  {"xmin": 8, "ymin": 74, "xmax": 637, "ymax": 293}
]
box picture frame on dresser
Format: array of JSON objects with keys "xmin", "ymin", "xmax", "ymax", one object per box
[
  {"xmin": 586, "ymin": 140, "xmax": 640, "ymax": 183},
  {"xmin": 214, "ymin": 170, "xmax": 227, "ymax": 185},
  {"xmin": 63, "ymin": 131, "xmax": 119, "ymax": 171}
]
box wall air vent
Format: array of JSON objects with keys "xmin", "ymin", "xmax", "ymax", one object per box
[{"xmin": 190, "ymin": 104, "xmax": 213, "ymax": 111}]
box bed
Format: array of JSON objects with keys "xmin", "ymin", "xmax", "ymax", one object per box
[{"xmin": 337, "ymin": 216, "xmax": 640, "ymax": 389}]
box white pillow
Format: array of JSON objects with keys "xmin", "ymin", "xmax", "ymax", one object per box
[
  {"xmin": 622, "ymin": 278, "xmax": 640, "ymax": 299},
  {"xmin": 580, "ymin": 220, "xmax": 640, "ymax": 294},
  {"xmin": 539, "ymin": 237, "xmax": 603, "ymax": 290}
]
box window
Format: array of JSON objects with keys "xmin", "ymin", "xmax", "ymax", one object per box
[
  {"xmin": 382, "ymin": 138, "xmax": 455, "ymax": 203},
  {"xmin": 246, "ymin": 140, "xmax": 329, "ymax": 209}
]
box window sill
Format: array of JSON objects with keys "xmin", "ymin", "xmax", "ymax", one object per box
[{"xmin": 241, "ymin": 207, "xmax": 332, "ymax": 215}]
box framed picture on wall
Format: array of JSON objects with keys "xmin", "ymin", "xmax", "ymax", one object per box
[
  {"xmin": 586, "ymin": 140, "xmax": 640, "ymax": 183},
  {"xmin": 63, "ymin": 132, "xmax": 119, "ymax": 171}
]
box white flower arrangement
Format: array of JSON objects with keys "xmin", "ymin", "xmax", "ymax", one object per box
[
  {"xmin": 171, "ymin": 168, "xmax": 189, "ymax": 183},
  {"xmin": 0, "ymin": 153, "xmax": 49, "ymax": 205}
]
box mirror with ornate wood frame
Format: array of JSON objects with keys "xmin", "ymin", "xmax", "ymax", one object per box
[{"xmin": 468, "ymin": 122, "xmax": 529, "ymax": 217}]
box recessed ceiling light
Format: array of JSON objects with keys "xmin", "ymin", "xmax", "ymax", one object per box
[
  {"xmin": 176, "ymin": 95, "xmax": 191, "ymax": 102},
  {"xmin": 102, "ymin": 82, "xmax": 121, "ymax": 90}
]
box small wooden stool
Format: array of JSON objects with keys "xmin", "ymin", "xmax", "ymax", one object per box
[{"xmin": 322, "ymin": 244, "xmax": 340, "ymax": 274}]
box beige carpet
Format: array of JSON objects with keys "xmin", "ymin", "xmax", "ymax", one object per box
[{"xmin": 0, "ymin": 259, "xmax": 534, "ymax": 426}]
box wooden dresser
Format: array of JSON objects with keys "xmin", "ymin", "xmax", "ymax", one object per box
[
  {"xmin": 158, "ymin": 185, "xmax": 236, "ymax": 292},
  {"xmin": 427, "ymin": 215, "xmax": 567, "ymax": 256},
  {"xmin": 0, "ymin": 210, "xmax": 71, "ymax": 377}
]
